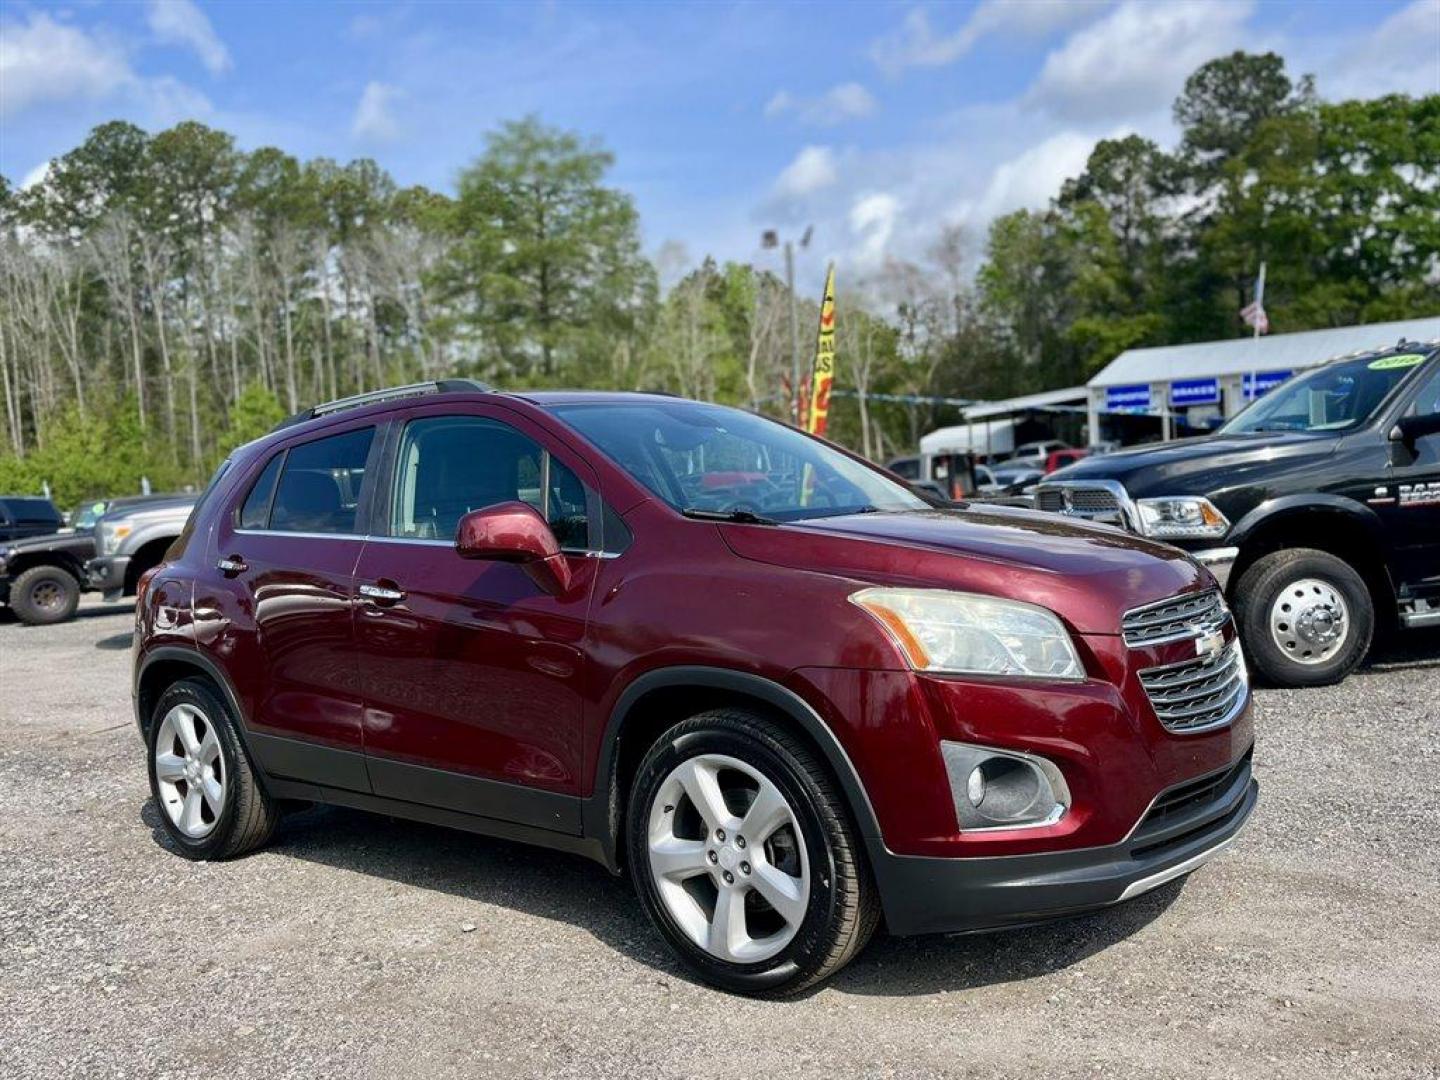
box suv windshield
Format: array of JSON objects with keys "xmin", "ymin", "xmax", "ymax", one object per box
[
  {"xmin": 552, "ymin": 400, "xmax": 926, "ymax": 521},
  {"xmin": 1221, "ymin": 351, "xmax": 1431, "ymax": 435}
]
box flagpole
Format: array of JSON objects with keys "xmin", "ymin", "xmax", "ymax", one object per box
[{"xmin": 1247, "ymin": 261, "xmax": 1266, "ymax": 406}]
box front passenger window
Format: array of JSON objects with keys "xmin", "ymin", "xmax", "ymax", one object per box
[{"xmin": 393, "ymin": 416, "xmax": 591, "ymax": 549}]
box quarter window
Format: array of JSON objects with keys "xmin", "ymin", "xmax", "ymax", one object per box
[
  {"xmin": 392, "ymin": 416, "xmax": 590, "ymax": 549},
  {"xmin": 267, "ymin": 428, "xmax": 374, "ymax": 534}
]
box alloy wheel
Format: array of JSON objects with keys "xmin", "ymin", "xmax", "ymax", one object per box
[
  {"xmin": 30, "ymin": 579, "xmax": 64, "ymax": 611},
  {"xmin": 646, "ymin": 753, "xmax": 810, "ymax": 964},
  {"xmin": 1269, "ymin": 577, "xmax": 1350, "ymax": 665},
  {"xmin": 153, "ymin": 704, "xmax": 226, "ymax": 838}
]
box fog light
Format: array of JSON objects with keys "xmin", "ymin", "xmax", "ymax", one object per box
[
  {"xmin": 941, "ymin": 742, "xmax": 1070, "ymax": 831},
  {"xmin": 966, "ymin": 767, "xmax": 985, "ymax": 806}
]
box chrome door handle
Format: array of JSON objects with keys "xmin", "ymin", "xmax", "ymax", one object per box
[
  {"xmin": 358, "ymin": 583, "xmax": 405, "ymax": 604},
  {"xmin": 216, "ymin": 556, "xmax": 247, "ymax": 575}
]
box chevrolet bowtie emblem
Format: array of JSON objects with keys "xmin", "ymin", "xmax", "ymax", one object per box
[{"xmin": 1195, "ymin": 629, "xmax": 1225, "ymax": 658}]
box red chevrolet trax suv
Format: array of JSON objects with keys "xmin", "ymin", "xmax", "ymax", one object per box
[{"xmin": 133, "ymin": 380, "xmax": 1256, "ymax": 996}]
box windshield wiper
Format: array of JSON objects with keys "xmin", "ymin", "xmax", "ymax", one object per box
[{"xmin": 681, "ymin": 507, "xmax": 779, "ymax": 525}]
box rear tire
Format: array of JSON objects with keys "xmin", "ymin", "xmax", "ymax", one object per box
[
  {"xmin": 10, "ymin": 564, "xmax": 80, "ymax": 625},
  {"xmin": 626, "ymin": 708, "xmax": 879, "ymax": 997},
  {"xmin": 147, "ymin": 678, "xmax": 278, "ymax": 860},
  {"xmin": 1234, "ymin": 548, "xmax": 1373, "ymax": 687}
]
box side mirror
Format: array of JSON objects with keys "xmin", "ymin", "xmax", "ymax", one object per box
[
  {"xmin": 455, "ymin": 502, "xmax": 572, "ymax": 595},
  {"xmin": 1391, "ymin": 413, "xmax": 1440, "ymax": 445}
]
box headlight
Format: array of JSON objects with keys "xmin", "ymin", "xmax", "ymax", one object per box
[
  {"xmin": 1135, "ymin": 496, "xmax": 1229, "ymax": 539},
  {"xmin": 98, "ymin": 522, "xmax": 131, "ymax": 555},
  {"xmin": 850, "ymin": 588, "xmax": 1084, "ymax": 679}
]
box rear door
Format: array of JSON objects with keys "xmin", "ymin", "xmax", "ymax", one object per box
[
  {"xmin": 350, "ymin": 404, "xmax": 600, "ymax": 833},
  {"xmin": 203, "ymin": 421, "xmax": 382, "ymax": 791}
]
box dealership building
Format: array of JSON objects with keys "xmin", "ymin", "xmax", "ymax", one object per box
[
  {"xmin": 914, "ymin": 315, "xmax": 1440, "ymax": 471},
  {"xmin": 1085, "ymin": 315, "xmax": 1440, "ymax": 444}
]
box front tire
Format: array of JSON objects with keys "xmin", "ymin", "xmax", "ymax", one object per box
[
  {"xmin": 10, "ymin": 565, "xmax": 80, "ymax": 625},
  {"xmin": 1234, "ymin": 548, "xmax": 1374, "ymax": 687},
  {"xmin": 147, "ymin": 679, "xmax": 278, "ymax": 860},
  {"xmin": 626, "ymin": 708, "xmax": 878, "ymax": 997}
]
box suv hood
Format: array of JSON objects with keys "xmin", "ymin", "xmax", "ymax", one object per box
[
  {"xmin": 1048, "ymin": 431, "xmax": 1337, "ymax": 497},
  {"xmin": 720, "ymin": 506, "xmax": 1206, "ymax": 635}
]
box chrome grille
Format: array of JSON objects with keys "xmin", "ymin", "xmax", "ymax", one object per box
[
  {"xmin": 1122, "ymin": 589, "xmax": 1227, "ymax": 647},
  {"xmin": 1034, "ymin": 482, "xmax": 1128, "ymax": 525},
  {"xmin": 1138, "ymin": 642, "xmax": 1247, "ymax": 734}
]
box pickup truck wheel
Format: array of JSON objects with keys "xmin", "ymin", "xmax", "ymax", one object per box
[
  {"xmin": 1234, "ymin": 549, "xmax": 1373, "ymax": 688},
  {"xmin": 627, "ymin": 708, "xmax": 879, "ymax": 998},
  {"xmin": 10, "ymin": 565, "xmax": 80, "ymax": 625},
  {"xmin": 147, "ymin": 678, "xmax": 278, "ymax": 860}
]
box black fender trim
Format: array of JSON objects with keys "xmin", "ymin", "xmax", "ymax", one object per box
[
  {"xmin": 1228, "ymin": 493, "xmax": 1388, "ymax": 550},
  {"xmin": 135, "ymin": 645, "xmax": 252, "ymax": 741},
  {"xmin": 583, "ymin": 665, "xmax": 888, "ymax": 876}
]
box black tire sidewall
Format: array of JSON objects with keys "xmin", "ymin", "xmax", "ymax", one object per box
[
  {"xmin": 13, "ymin": 566, "xmax": 80, "ymax": 625},
  {"xmin": 1237, "ymin": 550, "xmax": 1374, "ymax": 687},
  {"xmin": 626, "ymin": 719, "xmax": 844, "ymax": 995},
  {"xmin": 146, "ymin": 679, "xmax": 246, "ymax": 859}
]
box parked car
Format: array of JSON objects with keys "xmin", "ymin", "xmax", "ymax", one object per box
[
  {"xmin": 884, "ymin": 455, "xmax": 920, "ymax": 481},
  {"xmin": 1044, "ymin": 447, "xmax": 1088, "ymax": 474},
  {"xmin": 987, "ymin": 463, "xmax": 1045, "ymax": 495},
  {"xmin": 0, "ymin": 496, "xmax": 62, "ymax": 543},
  {"xmin": 1, "ymin": 494, "xmax": 191, "ymax": 625},
  {"xmin": 134, "ymin": 380, "xmax": 1255, "ymax": 997},
  {"xmin": 1038, "ymin": 341, "xmax": 1440, "ymax": 688},
  {"xmin": 1008, "ymin": 439, "xmax": 1072, "ymax": 465},
  {"xmin": 85, "ymin": 496, "xmax": 198, "ymax": 603}
]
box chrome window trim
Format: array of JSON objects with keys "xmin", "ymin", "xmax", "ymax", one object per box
[{"xmin": 231, "ymin": 527, "xmax": 616, "ymax": 559}]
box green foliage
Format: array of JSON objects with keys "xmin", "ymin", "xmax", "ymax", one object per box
[{"xmin": 0, "ymin": 51, "xmax": 1434, "ymax": 496}]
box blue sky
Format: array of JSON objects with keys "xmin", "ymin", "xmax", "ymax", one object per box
[{"xmin": 2, "ymin": 1, "xmax": 1436, "ymax": 287}]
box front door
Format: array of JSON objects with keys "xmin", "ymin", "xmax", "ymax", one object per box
[
  {"xmin": 351, "ymin": 407, "xmax": 598, "ymax": 834},
  {"xmin": 1377, "ymin": 361, "xmax": 1440, "ymax": 599},
  {"xmin": 203, "ymin": 422, "xmax": 380, "ymax": 791}
]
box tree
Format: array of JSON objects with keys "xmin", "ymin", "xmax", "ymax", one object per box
[{"xmin": 441, "ymin": 117, "xmax": 653, "ymax": 381}]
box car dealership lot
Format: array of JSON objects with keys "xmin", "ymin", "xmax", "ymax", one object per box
[{"xmin": 2, "ymin": 598, "xmax": 1437, "ymax": 1080}]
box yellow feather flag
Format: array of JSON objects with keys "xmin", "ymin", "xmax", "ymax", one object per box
[{"xmin": 806, "ymin": 263, "xmax": 837, "ymax": 436}]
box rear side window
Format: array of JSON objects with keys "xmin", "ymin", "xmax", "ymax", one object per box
[
  {"xmin": 392, "ymin": 415, "xmax": 590, "ymax": 549},
  {"xmin": 268, "ymin": 428, "xmax": 374, "ymax": 534},
  {"xmin": 238, "ymin": 454, "xmax": 283, "ymax": 529}
]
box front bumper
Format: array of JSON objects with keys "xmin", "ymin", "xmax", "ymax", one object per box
[
  {"xmin": 1191, "ymin": 546, "xmax": 1239, "ymax": 590},
  {"xmin": 872, "ymin": 749, "xmax": 1256, "ymax": 936},
  {"xmin": 85, "ymin": 554, "xmax": 131, "ymax": 596}
]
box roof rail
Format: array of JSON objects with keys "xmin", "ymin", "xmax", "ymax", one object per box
[{"xmin": 272, "ymin": 378, "xmax": 495, "ymax": 430}]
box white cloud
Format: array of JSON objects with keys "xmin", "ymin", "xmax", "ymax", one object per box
[
  {"xmin": 849, "ymin": 192, "xmax": 900, "ymax": 266},
  {"xmin": 21, "ymin": 161, "xmax": 50, "ymax": 190},
  {"xmin": 1321, "ymin": 0, "xmax": 1440, "ymax": 99},
  {"xmin": 147, "ymin": 0, "xmax": 232, "ymax": 75},
  {"xmin": 969, "ymin": 130, "xmax": 1097, "ymax": 223},
  {"xmin": 766, "ymin": 82, "xmax": 878, "ymax": 125},
  {"xmin": 774, "ymin": 145, "xmax": 839, "ymax": 197},
  {"xmin": 0, "ymin": 13, "xmax": 131, "ymax": 116},
  {"xmin": 1024, "ymin": 1, "xmax": 1252, "ymax": 123},
  {"xmin": 872, "ymin": 1, "xmax": 1107, "ymax": 76},
  {"xmin": 351, "ymin": 81, "xmax": 404, "ymax": 141}
]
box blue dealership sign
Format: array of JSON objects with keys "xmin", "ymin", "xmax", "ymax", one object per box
[
  {"xmin": 1170, "ymin": 378, "xmax": 1220, "ymax": 407},
  {"xmin": 1243, "ymin": 370, "xmax": 1292, "ymax": 399},
  {"xmin": 1105, "ymin": 384, "xmax": 1152, "ymax": 412}
]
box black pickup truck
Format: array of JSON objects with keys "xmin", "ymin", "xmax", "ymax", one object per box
[{"xmin": 1037, "ymin": 341, "xmax": 1440, "ymax": 687}]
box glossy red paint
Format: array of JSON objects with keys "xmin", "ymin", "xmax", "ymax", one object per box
[
  {"xmin": 132, "ymin": 386, "xmax": 1253, "ymax": 873},
  {"xmin": 456, "ymin": 501, "xmax": 573, "ymax": 595}
]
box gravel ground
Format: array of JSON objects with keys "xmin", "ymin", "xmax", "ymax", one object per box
[{"xmin": 1, "ymin": 596, "xmax": 1438, "ymax": 1080}]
